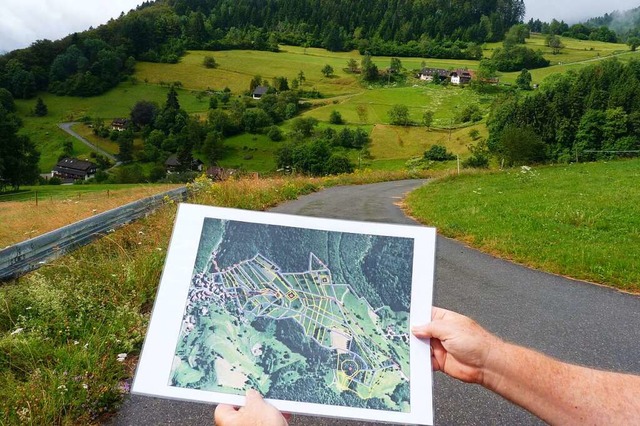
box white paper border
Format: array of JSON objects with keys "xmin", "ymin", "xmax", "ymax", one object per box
[{"xmin": 133, "ymin": 203, "xmax": 435, "ymax": 425}]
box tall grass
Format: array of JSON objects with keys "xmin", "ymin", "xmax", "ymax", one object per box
[
  {"xmin": 0, "ymin": 184, "xmax": 181, "ymax": 247},
  {"xmin": 0, "ymin": 170, "xmax": 428, "ymax": 424},
  {"xmin": 406, "ymin": 159, "xmax": 640, "ymax": 290}
]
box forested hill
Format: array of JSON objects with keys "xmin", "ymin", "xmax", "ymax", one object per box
[
  {"xmin": 167, "ymin": 0, "xmax": 525, "ymax": 46},
  {"xmin": 586, "ymin": 6, "xmax": 640, "ymax": 40},
  {"xmin": 0, "ymin": 0, "xmax": 524, "ymax": 99}
]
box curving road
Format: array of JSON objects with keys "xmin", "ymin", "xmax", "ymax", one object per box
[
  {"xmin": 111, "ymin": 180, "xmax": 640, "ymax": 425},
  {"xmin": 58, "ymin": 122, "xmax": 120, "ymax": 164}
]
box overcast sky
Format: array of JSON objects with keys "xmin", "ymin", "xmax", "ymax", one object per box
[{"xmin": 2, "ymin": 0, "xmax": 640, "ymax": 53}]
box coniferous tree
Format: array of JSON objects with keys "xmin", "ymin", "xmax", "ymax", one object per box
[
  {"xmin": 0, "ymin": 105, "xmax": 40, "ymax": 189},
  {"xmin": 34, "ymin": 97, "xmax": 48, "ymax": 116}
]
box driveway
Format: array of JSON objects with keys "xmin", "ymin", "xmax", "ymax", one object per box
[
  {"xmin": 111, "ymin": 179, "xmax": 640, "ymax": 425},
  {"xmin": 58, "ymin": 122, "xmax": 120, "ymax": 164}
]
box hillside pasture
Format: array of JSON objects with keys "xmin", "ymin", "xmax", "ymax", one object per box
[
  {"xmin": 489, "ymin": 33, "xmax": 638, "ymax": 84},
  {"xmin": 15, "ymin": 82, "xmax": 210, "ymax": 171},
  {"xmin": 302, "ymin": 85, "xmax": 493, "ymax": 126},
  {"xmin": 134, "ymin": 47, "xmax": 481, "ymax": 98},
  {"xmin": 369, "ymin": 124, "xmax": 486, "ymax": 162},
  {"xmin": 219, "ymin": 133, "xmax": 279, "ymax": 173}
]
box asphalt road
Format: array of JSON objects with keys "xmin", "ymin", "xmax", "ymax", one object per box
[
  {"xmin": 111, "ymin": 179, "xmax": 640, "ymax": 425},
  {"xmin": 58, "ymin": 122, "xmax": 120, "ymax": 164}
]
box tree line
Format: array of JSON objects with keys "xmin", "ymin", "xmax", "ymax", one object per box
[
  {"xmin": 487, "ymin": 58, "xmax": 640, "ymax": 166},
  {"xmin": 0, "ymin": 89, "xmax": 40, "ymax": 190}
]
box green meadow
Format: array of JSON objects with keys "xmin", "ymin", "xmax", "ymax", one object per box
[
  {"xmin": 406, "ymin": 159, "xmax": 640, "ymax": 290},
  {"xmin": 491, "ymin": 33, "xmax": 638, "ymax": 84}
]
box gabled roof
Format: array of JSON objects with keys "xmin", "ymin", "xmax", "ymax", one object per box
[
  {"xmin": 165, "ymin": 154, "xmax": 204, "ymax": 168},
  {"xmin": 111, "ymin": 118, "xmax": 129, "ymax": 126},
  {"xmin": 252, "ymin": 86, "xmax": 269, "ymax": 96},
  {"xmin": 420, "ymin": 68, "xmax": 449, "ymax": 77},
  {"xmin": 165, "ymin": 154, "xmax": 181, "ymax": 167},
  {"xmin": 53, "ymin": 157, "xmax": 96, "ymax": 172}
]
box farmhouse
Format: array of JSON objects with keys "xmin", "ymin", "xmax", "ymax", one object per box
[
  {"xmin": 450, "ymin": 69, "xmax": 473, "ymax": 85},
  {"xmin": 417, "ymin": 68, "xmax": 449, "ymax": 82},
  {"xmin": 252, "ymin": 86, "xmax": 269, "ymax": 100},
  {"xmin": 52, "ymin": 158, "xmax": 98, "ymax": 182},
  {"xmin": 165, "ymin": 154, "xmax": 204, "ymax": 173},
  {"xmin": 111, "ymin": 118, "xmax": 129, "ymax": 131}
]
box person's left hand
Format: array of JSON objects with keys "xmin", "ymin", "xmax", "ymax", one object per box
[{"xmin": 214, "ymin": 389, "xmax": 289, "ymax": 426}]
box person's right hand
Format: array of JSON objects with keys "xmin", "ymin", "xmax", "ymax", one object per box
[
  {"xmin": 412, "ymin": 306, "xmax": 504, "ymax": 385},
  {"xmin": 214, "ymin": 389, "xmax": 289, "ymax": 426}
]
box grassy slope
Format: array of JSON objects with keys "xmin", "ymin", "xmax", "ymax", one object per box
[
  {"xmin": 406, "ymin": 159, "xmax": 640, "ymax": 290},
  {"xmin": 488, "ymin": 33, "xmax": 639, "ymax": 84},
  {"xmin": 14, "ymin": 82, "xmax": 210, "ymax": 172},
  {"xmin": 167, "ymin": 49, "xmax": 491, "ymax": 172}
]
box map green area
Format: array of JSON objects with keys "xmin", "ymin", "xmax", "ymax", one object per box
[{"xmin": 171, "ymin": 219, "xmax": 414, "ymax": 412}]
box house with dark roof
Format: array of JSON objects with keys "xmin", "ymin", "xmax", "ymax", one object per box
[
  {"xmin": 252, "ymin": 86, "xmax": 269, "ymax": 100},
  {"xmin": 417, "ymin": 68, "xmax": 449, "ymax": 82},
  {"xmin": 205, "ymin": 166, "xmax": 237, "ymax": 181},
  {"xmin": 450, "ymin": 69, "xmax": 473, "ymax": 85},
  {"xmin": 165, "ymin": 154, "xmax": 204, "ymax": 174},
  {"xmin": 52, "ymin": 158, "xmax": 98, "ymax": 181},
  {"xmin": 111, "ymin": 118, "xmax": 129, "ymax": 131}
]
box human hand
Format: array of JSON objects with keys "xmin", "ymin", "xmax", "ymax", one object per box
[
  {"xmin": 412, "ymin": 306, "xmax": 503, "ymax": 385},
  {"xmin": 214, "ymin": 389, "xmax": 289, "ymax": 426}
]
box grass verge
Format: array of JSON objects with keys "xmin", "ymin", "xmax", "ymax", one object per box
[
  {"xmin": 405, "ymin": 159, "xmax": 640, "ymax": 291},
  {"xmin": 0, "ymin": 170, "xmax": 428, "ymax": 424}
]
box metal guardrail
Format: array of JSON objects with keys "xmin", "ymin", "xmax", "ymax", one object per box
[{"xmin": 0, "ymin": 187, "xmax": 188, "ymax": 282}]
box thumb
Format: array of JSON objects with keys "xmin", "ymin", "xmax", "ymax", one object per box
[{"xmin": 412, "ymin": 323, "xmax": 435, "ymax": 339}]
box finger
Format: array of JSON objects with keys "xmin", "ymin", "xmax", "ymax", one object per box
[
  {"xmin": 214, "ymin": 404, "xmax": 239, "ymax": 423},
  {"xmin": 431, "ymin": 339, "xmax": 447, "ymax": 371},
  {"xmin": 245, "ymin": 388, "xmax": 263, "ymax": 407}
]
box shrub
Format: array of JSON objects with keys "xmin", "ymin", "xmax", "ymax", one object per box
[
  {"xmin": 462, "ymin": 154, "xmax": 489, "ymax": 168},
  {"xmin": 203, "ymin": 56, "xmax": 217, "ymax": 68},
  {"xmin": 329, "ymin": 110, "xmax": 344, "ymax": 125},
  {"xmin": 424, "ymin": 145, "xmax": 455, "ymax": 161},
  {"xmin": 457, "ymin": 104, "xmax": 483, "ymax": 123},
  {"xmin": 325, "ymin": 154, "xmax": 354, "ymax": 175},
  {"xmin": 267, "ymin": 126, "xmax": 284, "ymax": 141}
]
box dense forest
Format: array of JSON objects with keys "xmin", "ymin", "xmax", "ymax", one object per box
[
  {"xmin": 586, "ymin": 6, "xmax": 640, "ymax": 41},
  {"xmin": 0, "ymin": 0, "xmax": 525, "ymax": 99},
  {"xmin": 487, "ymin": 58, "xmax": 640, "ymax": 165}
]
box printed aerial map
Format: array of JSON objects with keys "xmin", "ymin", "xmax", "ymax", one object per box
[{"xmin": 170, "ymin": 218, "xmax": 415, "ymax": 412}]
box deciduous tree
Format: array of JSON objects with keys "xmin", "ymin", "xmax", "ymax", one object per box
[
  {"xmin": 388, "ymin": 104, "xmax": 410, "ymax": 126},
  {"xmin": 321, "ymin": 64, "xmax": 334, "ymax": 78}
]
